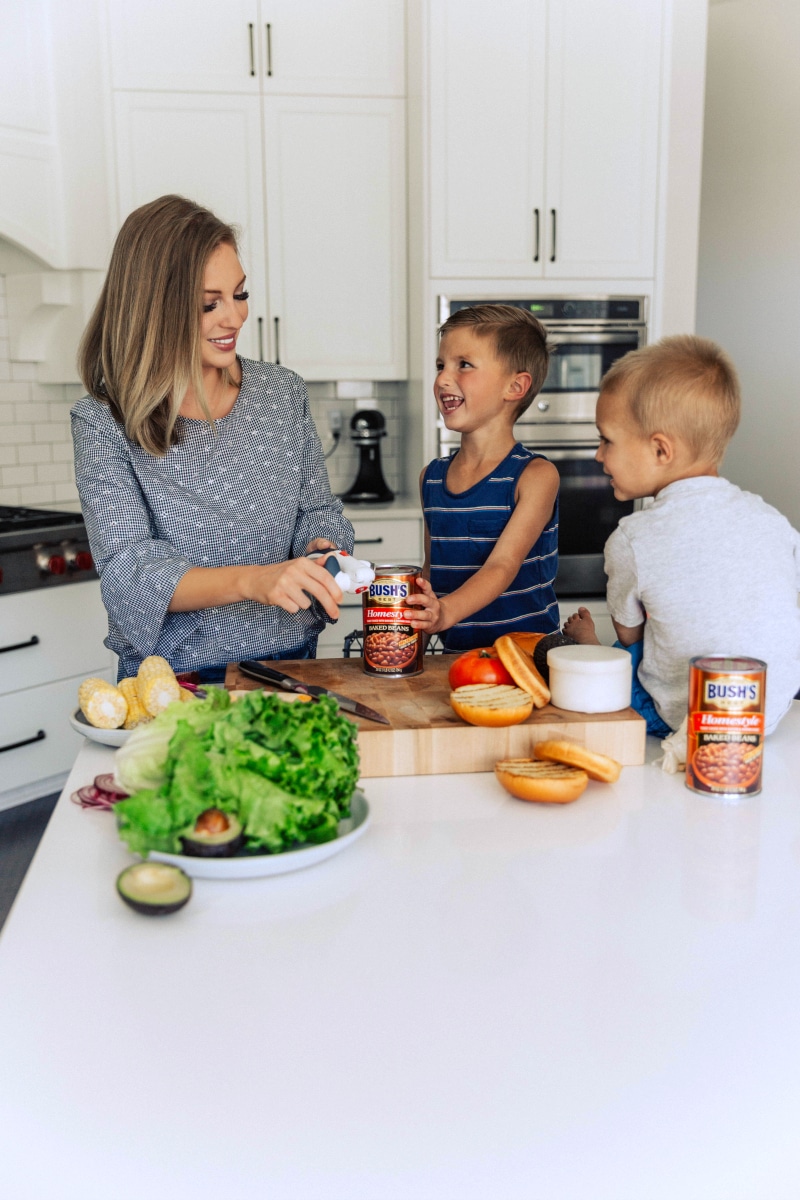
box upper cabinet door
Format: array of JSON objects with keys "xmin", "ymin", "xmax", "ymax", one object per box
[
  {"xmin": 429, "ymin": 0, "xmax": 547, "ymax": 278},
  {"xmin": 261, "ymin": 0, "xmax": 405, "ymax": 96},
  {"xmin": 544, "ymin": 0, "xmax": 663, "ymax": 279},
  {"xmin": 107, "ymin": 0, "xmax": 261, "ymax": 94},
  {"xmin": 112, "ymin": 92, "xmax": 268, "ymax": 362},
  {"xmin": 263, "ymin": 97, "xmax": 407, "ymax": 379},
  {"xmin": 106, "ymin": 0, "xmax": 404, "ymax": 97}
]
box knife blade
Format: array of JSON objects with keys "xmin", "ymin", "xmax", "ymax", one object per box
[{"xmin": 237, "ymin": 661, "xmax": 390, "ymax": 726}]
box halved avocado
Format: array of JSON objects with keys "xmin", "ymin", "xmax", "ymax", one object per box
[
  {"xmin": 116, "ymin": 862, "xmax": 192, "ymax": 916},
  {"xmin": 180, "ymin": 807, "xmax": 244, "ymax": 858}
]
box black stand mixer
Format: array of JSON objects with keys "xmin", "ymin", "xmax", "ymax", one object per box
[{"xmin": 339, "ymin": 409, "xmax": 395, "ymax": 504}]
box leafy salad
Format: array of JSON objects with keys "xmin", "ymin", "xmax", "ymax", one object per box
[{"xmin": 113, "ymin": 688, "xmax": 360, "ymax": 858}]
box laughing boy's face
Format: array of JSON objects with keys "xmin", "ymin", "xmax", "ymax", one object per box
[{"xmin": 434, "ymin": 329, "xmax": 524, "ymax": 435}]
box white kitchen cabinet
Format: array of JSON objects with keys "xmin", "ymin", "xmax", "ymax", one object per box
[
  {"xmin": 0, "ymin": 581, "xmax": 115, "ymax": 809},
  {"xmin": 106, "ymin": 0, "xmax": 405, "ymax": 97},
  {"xmin": 429, "ymin": 0, "xmax": 663, "ymax": 280},
  {"xmin": 263, "ymin": 97, "xmax": 407, "ymax": 379},
  {"xmin": 112, "ymin": 91, "xmax": 268, "ymax": 363}
]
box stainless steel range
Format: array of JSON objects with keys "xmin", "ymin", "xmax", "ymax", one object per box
[
  {"xmin": 0, "ymin": 506, "xmax": 95, "ymax": 597},
  {"xmin": 437, "ymin": 295, "xmax": 647, "ymax": 597}
]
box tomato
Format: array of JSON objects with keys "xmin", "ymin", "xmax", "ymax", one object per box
[{"xmin": 448, "ymin": 647, "xmax": 514, "ymax": 690}]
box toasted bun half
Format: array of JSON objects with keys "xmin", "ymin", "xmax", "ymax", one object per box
[
  {"xmin": 450, "ymin": 684, "xmax": 534, "ymax": 727},
  {"xmin": 494, "ymin": 635, "xmax": 551, "ymax": 708},
  {"xmin": 504, "ymin": 631, "xmax": 547, "ymax": 657},
  {"xmin": 495, "ymin": 758, "xmax": 588, "ymax": 804},
  {"xmin": 533, "ymin": 738, "xmax": 621, "ymax": 783}
]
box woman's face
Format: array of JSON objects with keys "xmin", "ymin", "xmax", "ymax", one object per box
[{"xmin": 200, "ymin": 242, "xmax": 249, "ymax": 371}]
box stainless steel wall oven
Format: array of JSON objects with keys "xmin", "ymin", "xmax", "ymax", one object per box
[{"xmin": 437, "ymin": 296, "xmax": 647, "ymax": 597}]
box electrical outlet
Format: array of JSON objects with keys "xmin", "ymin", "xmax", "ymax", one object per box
[{"xmin": 328, "ymin": 409, "xmax": 343, "ymax": 435}]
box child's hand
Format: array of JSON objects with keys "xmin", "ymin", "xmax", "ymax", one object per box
[{"xmin": 406, "ymin": 577, "xmax": 444, "ymax": 632}]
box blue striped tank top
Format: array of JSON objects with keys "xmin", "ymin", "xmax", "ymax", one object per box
[{"xmin": 422, "ymin": 443, "xmax": 560, "ymax": 652}]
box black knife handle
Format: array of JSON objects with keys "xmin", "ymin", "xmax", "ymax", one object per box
[{"xmin": 239, "ymin": 660, "xmax": 293, "ymax": 688}]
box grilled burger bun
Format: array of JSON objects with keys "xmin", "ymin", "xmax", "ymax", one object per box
[
  {"xmin": 494, "ymin": 634, "xmax": 550, "ymax": 708},
  {"xmin": 495, "ymin": 758, "xmax": 589, "ymax": 804},
  {"xmin": 450, "ymin": 684, "xmax": 534, "ymax": 727},
  {"xmin": 533, "ymin": 739, "xmax": 622, "ymax": 783}
]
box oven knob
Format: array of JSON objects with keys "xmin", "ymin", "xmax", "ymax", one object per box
[
  {"xmin": 537, "ymin": 400, "xmax": 550, "ymax": 412},
  {"xmin": 73, "ymin": 551, "xmax": 93, "ymax": 571},
  {"xmin": 37, "ymin": 552, "xmax": 67, "ymax": 576}
]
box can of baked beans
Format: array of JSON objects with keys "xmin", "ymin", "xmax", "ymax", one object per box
[
  {"xmin": 362, "ymin": 564, "xmax": 424, "ymax": 677},
  {"xmin": 686, "ymin": 656, "xmax": 767, "ymax": 798}
]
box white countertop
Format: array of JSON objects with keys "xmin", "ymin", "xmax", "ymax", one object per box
[{"xmin": 2, "ymin": 707, "xmax": 800, "ymax": 1199}]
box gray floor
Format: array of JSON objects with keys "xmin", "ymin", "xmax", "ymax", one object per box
[{"xmin": 0, "ymin": 793, "xmax": 59, "ymax": 933}]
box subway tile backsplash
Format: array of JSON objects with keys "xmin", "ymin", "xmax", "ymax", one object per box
[{"xmin": 0, "ymin": 274, "xmax": 406, "ymax": 511}]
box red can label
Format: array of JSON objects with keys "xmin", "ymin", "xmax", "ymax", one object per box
[
  {"xmin": 362, "ymin": 565, "xmax": 423, "ymax": 677},
  {"xmin": 686, "ymin": 656, "xmax": 766, "ymax": 796}
]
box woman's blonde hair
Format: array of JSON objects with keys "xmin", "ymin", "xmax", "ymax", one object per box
[
  {"xmin": 601, "ymin": 334, "xmax": 741, "ymax": 464},
  {"xmin": 78, "ymin": 194, "xmax": 240, "ymax": 456}
]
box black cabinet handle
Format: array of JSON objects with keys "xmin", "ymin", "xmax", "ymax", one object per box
[
  {"xmin": 257, "ymin": 316, "xmax": 264, "ymax": 361},
  {"xmin": 248, "ymin": 23, "xmax": 255, "ymax": 76},
  {"xmin": 354, "ymin": 537, "xmax": 384, "ymax": 545},
  {"xmin": 274, "ymin": 316, "xmax": 281, "ymax": 365},
  {"xmin": 533, "ymin": 208, "xmax": 540, "ymax": 262},
  {"xmin": 0, "ymin": 635, "xmax": 40, "ymax": 655},
  {"xmin": 550, "ymin": 209, "xmax": 557, "ymax": 262},
  {"xmin": 266, "ymin": 23, "xmax": 273, "ymax": 76},
  {"xmin": 0, "ymin": 730, "xmax": 46, "ymax": 755}
]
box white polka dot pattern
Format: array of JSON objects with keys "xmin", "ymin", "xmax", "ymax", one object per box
[{"xmin": 71, "ymin": 358, "xmax": 354, "ymax": 676}]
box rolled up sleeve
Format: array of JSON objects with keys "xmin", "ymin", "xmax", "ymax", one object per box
[{"xmin": 71, "ymin": 404, "xmax": 201, "ymax": 660}]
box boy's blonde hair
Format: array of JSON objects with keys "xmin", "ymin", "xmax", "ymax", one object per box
[
  {"xmin": 602, "ymin": 334, "xmax": 741, "ymax": 464},
  {"xmin": 438, "ymin": 304, "xmax": 549, "ymax": 415},
  {"xmin": 78, "ymin": 194, "xmax": 240, "ymax": 457}
]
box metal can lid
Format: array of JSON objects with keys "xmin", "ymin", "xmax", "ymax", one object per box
[{"xmin": 690, "ymin": 655, "xmax": 767, "ymax": 673}]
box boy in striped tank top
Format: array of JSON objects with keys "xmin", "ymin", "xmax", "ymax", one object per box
[{"xmin": 407, "ymin": 304, "xmax": 562, "ymax": 652}]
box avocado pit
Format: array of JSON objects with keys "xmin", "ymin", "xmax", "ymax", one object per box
[{"xmin": 181, "ymin": 807, "xmax": 244, "ymax": 858}]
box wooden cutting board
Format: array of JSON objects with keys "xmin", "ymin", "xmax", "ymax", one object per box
[{"xmin": 225, "ymin": 656, "xmax": 647, "ymax": 777}]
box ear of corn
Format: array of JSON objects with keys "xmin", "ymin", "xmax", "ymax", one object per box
[
  {"xmin": 137, "ymin": 655, "xmax": 181, "ymax": 715},
  {"xmin": 78, "ymin": 678, "xmax": 128, "ymax": 730},
  {"xmin": 118, "ymin": 677, "xmax": 149, "ymax": 729}
]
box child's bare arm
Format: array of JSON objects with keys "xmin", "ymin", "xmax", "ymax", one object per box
[
  {"xmin": 408, "ymin": 458, "xmax": 559, "ymax": 633},
  {"xmin": 611, "ymin": 617, "xmax": 644, "ymax": 646}
]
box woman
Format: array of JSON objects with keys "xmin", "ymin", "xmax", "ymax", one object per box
[{"xmin": 72, "ymin": 195, "xmax": 353, "ymax": 681}]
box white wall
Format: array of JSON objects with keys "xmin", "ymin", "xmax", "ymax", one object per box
[{"xmin": 696, "ymin": 0, "xmax": 800, "ymax": 527}]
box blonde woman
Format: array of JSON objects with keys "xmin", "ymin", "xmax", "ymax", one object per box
[{"xmin": 72, "ymin": 194, "xmax": 353, "ymax": 681}]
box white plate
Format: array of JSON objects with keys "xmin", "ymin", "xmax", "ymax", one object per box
[
  {"xmin": 70, "ymin": 709, "xmax": 131, "ymax": 747},
  {"xmin": 147, "ymin": 790, "xmax": 371, "ymax": 879}
]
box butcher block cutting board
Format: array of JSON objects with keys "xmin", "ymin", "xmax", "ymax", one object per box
[{"xmin": 225, "ymin": 657, "xmax": 646, "ymax": 777}]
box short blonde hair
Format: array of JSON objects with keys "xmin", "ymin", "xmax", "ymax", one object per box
[
  {"xmin": 78, "ymin": 195, "xmax": 240, "ymax": 456},
  {"xmin": 601, "ymin": 334, "xmax": 741, "ymax": 464}
]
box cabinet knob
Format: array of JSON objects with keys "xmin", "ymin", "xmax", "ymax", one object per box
[{"xmin": 537, "ymin": 400, "xmax": 550, "ymax": 412}]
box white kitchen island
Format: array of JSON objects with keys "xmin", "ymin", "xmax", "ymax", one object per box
[{"xmin": 1, "ymin": 708, "xmax": 800, "ymax": 1200}]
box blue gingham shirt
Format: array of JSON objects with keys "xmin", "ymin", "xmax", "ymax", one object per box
[{"xmin": 71, "ymin": 358, "xmax": 354, "ymax": 677}]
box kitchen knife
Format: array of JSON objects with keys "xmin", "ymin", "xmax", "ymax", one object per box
[{"xmin": 237, "ymin": 661, "xmax": 390, "ymax": 725}]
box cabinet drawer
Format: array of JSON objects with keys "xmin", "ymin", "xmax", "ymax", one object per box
[
  {"xmin": 0, "ymin": 582, "xmax": 112, "ymax": 696},
  {"xmin": 0, "ymin": 670, "xmax": 114, "ymax": 794},
  {"xmin": 351, "ymin": 519, "xmax": 422, "ymax": 566}
]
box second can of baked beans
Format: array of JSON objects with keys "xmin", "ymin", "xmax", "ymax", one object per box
[
  {"xmin": 362, "ymin": 564, "xmax": 424, "ymax": 677},
  {"xmin": 686, "ymin": 656, "xmax": 766, "ymax": 798}
]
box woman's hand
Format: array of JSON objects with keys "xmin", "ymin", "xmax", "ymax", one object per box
[
  {"xmin": 405, "ymin": 576, "xmax": 445, "ymax": 633},
  {"xmin": 242, "ymin": 557, "xmax": 343, "ymax": 619},
  {"xmin": 305, "ymin": 538, "xmax": 338, "ymax": 554}
]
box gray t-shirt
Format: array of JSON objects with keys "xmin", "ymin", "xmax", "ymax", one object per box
[{"xmin": 605, "ymin": 476, "xmax": 800, "ymax": 733}]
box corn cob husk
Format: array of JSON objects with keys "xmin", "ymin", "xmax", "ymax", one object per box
[
  {"xmin": 118, "ymin": 676, "xmax": 150, "ymax": 729},
  {"xmin": 137, "ymin": 655, "xmax": 181, "ymax": 715},
  {"xmin": 78, "ymin": 677, "xmax": 128, "ymax": 730}
]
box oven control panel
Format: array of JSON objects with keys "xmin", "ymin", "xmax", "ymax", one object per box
[{"xmin": 0, "ymin": 538, "xmax": 96, "ymax": 596}]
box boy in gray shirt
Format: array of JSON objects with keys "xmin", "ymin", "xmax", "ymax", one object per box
[{"xmin": 564, "ymin": 335, "xmax": 800, "ymax": 735}]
